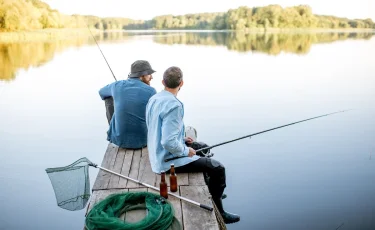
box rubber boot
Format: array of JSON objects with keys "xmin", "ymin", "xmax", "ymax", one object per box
[{"xmin": 213, "ymin": 197, "xmax": 240, "ymax": 224}]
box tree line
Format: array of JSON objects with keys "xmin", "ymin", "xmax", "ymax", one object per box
[
  {"xmin": 144, "ymin": 5, "xmax": 375, "ymax": 30},
  {"xmin": 1, "ymin": 0, "xmax": 374, "ymax": 31},
  {"xmin": 0, "ymin": 0, "xmax": 144, "ymax": 31}
]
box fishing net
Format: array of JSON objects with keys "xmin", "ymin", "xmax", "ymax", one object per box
[
  {"xmin": 45, "ymin": 157, "xmax": 92, "ymax": 211},
  {"xmin": 46, "ymin": 158, "xmax": 181, "ymax": 230},
  {"xmin": 85, "ymin": 192, "xmax": 181, "ymax": 230}
]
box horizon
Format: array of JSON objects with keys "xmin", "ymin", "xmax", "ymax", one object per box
[{"xmin": 44, "ymin": 0, "xmax": 375, "ymax": 21}]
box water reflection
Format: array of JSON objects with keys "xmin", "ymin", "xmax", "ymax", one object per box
[
  {"xmin": 1, "ymin": 42, "xmax": 69, "ymax": 81},
  {"xmin": 0, "ymin": 32, "xmax": 133, "ymax": 81},
  {"xmin": 153, "ymin": 31, "xmax": 375, "ymax": 54},
  {"xmin": 1, "ymin": 31, "xmax": 374, "ymax": 81}
]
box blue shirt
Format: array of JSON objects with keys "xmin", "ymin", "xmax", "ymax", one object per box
[
  {"xmin": 99, "ymin": 78, "xmax": 156, "ymax": 149},
  {"xmin": 146, "ymin": 90, "xmax": 199, "ymax": 173}
]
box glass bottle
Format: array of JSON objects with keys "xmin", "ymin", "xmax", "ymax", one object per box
[
  {"xmin": 159, "ymin": 171, "xmax": 168, "ymax": 199},
  {"xmin": 169, "ymin": 164, "xmax": 178, "ymax": 192}
]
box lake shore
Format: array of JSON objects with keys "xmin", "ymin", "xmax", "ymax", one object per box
[
  {"xmin": 1, "ymin": 28, "xmax": 374, "ymax": 43},
  {"xmin": 0, "ymin": 28, "xmax": 100, "ymax": 43}
]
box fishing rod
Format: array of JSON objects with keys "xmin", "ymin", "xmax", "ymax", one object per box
[
  {"xmin": 165, "ymin": 110, "xmax": 350, "ymax": 162},
  {"xmin": 85, "ymin": 22, "xmax": 117, "ymax": 122},
  {"xmin": 85, "ymin": 22, "xmax": 117, "ymax": 81}
]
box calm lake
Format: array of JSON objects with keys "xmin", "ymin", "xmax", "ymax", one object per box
[{"xmin": 1, "ymin": 31, "xmax": 375, "ymax": 230}]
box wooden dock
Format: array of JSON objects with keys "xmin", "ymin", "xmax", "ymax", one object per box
[{"xmin": 86, "ymin": 143, "xmax": 226, "ymax": 230}]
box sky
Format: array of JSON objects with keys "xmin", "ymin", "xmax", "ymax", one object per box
[{"xmin": 44, "ymin": 0, "xmax": 375, "ymax": 21}]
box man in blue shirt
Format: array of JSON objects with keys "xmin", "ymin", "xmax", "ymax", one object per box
[
  {"xmin": 99, "ymin": 60, "xmax": 157, "ymax": 149},
  {"xmin": 146, "ymin": 66, "xmax": 240, "ymax": 224}
]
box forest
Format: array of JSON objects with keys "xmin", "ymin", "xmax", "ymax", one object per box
[{"xmin": 1, "ymin": 0, "xmax": 374, "ymax": 31}]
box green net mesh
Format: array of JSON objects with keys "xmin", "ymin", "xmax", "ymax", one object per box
[
  {"xmin": 45, "ymin": 157, "xmax": 92, "ymax": 211},
  {"xmin": 85, "ymin": 192, "xmax": 181, "ymax": 230},
  {"xmin": 46, "ymin": 158, "xmax": 181, "ymax": 229}
]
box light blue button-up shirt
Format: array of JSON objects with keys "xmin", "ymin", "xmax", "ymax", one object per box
[
  {"xmin": 146, "ymin": 90, "xmax": 199, "ymax": 173},
  {"xmin": 99, "ymin": 78, "xmax": 156, "ymax": 149}
]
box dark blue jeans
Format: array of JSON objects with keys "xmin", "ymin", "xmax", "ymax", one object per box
[{"xmin": 174, "ymin": 142, "xmax": 226, "ymax": 199}]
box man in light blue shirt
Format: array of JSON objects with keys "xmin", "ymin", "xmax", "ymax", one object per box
[
  {"xmin": 99, "ymin": 60, "xmax": 156, "ymax": 149},
  {"xmin": 146, "ymin": 66, "xmax": 240, "ymax": 224}
]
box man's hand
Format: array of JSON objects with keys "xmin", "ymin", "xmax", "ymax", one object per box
[
  {"xmin": 185, "ymin": 137, "xmax": 194, "ymax": 145},
  {"xmin": 188, "ymin": 147, "xmax": 196, "ymax": 157}
]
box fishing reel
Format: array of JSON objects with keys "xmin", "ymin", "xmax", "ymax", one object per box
[{"xmin": 189, "ymin": 141, "xmax": 214, "ymax": 158}]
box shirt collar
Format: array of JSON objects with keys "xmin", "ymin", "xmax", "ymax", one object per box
[
  {"xmin": 162, "ymin": 90, "xmax": 183, "ymax": 106},
  {"xmin": 128, "ymin": 77, "xmax": 141, "ymax": 82},
  {"xmin": 162, "ymin": 90, "xmax": 175, "ymax": 96}
]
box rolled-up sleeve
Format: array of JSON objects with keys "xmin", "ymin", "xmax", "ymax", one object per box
[
  {"xmin": 99, "ymin": 84, "xmax": 112, "ymax": 100},
  {"xmin": 160, "ymin": 106, "xmax": 189, "ymax": 157}
]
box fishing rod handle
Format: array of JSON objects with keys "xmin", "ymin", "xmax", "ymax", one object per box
[
  {"xmin": 164, "ymin": 146, "xmax": 212, "ymax": 162},
  {"xmin": 200, "ymin": 204, "xmax": 214, "ymax": 211},
  {"xmin": 164, "ymin": 156, "xmax": 182, "ymax": 162}
]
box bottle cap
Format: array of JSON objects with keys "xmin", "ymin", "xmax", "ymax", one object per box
[{"xmin": 171, "ymin": 163, "xmax": 174, "ymax": 167}]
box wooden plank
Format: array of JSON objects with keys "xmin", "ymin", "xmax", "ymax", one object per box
[
  {"xmin": 108, "ymin": 148, "xmax": 126, "ymax": 189},
  {"xmin": 180, "ymin": 186, "xmax": 219, "ymax": 230},
  {"xmin": 138, "ymin": 147, "xmax": 157, "ymax": 187},
  {"xmin": 188, "ymin": 172, "xmax": 206, "ymax": 186},
  {"xmin": 101, "ymin": 146, "xmax": 120, "ymax": 189},
  {"xmin": 167, "ymin": 190, "xmax": 183, "ymax": 230},
  {"xmin": 92, "ymin": 144, "xmax": 119, "ymax": 190},
  {"xmin": 178, "ymin": 172, "xmax": 189, "ymax": 186},
  {"xmin": 85, "ymin": 192, "xmax": 98, "ymax": 215},
  {"xmin": 118, "ymin": 149, "xmax": 134, "ymax": 188},
  {"xmin": 128, "ymin": 187, "xmax": 147, "ymax": 192},
  {"xmin": 126, "ymin": 149, "xmax": 142, "ymax": 188},
  {"xmin": 124, "ymin": 188, "xmax": 148, "ymax": 223}
]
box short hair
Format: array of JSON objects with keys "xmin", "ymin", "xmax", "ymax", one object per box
[{"xmin": 163, "ymin": 66, "xmax": 183, "ymax": 89}]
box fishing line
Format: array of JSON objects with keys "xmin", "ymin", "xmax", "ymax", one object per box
[{"xmin": 85, "ymin": 21, "xmax": 117, "ymax": 81}]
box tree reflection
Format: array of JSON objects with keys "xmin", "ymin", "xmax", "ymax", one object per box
[
  {"xmin": 0, "ymin": 32, "xmax": 132, "ymax": 81},
  {"xmin": 153, "ymin": 32, "xmax": 374, "ymax": 54},
  {"xmin": 1, "ymin": 31, "xmax": 373, "ymax": 81}
]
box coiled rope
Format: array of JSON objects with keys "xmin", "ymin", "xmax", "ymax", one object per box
[{"xmin": 85, "ymin": 192, "xmax": 181, "ymax": 230}]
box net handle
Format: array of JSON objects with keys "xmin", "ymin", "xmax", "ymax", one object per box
[{"xmin": 91, "ymin": 164, "xmax": 213, "ymax": 211}]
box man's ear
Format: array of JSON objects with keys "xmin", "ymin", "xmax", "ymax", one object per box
[
  {"xmin": 178, "ymin": 80, "xmax": 184, "ymax": 91},
  {"xmin": 162, "ymin": 80, "xmax": 166, "ymax": 87}
]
